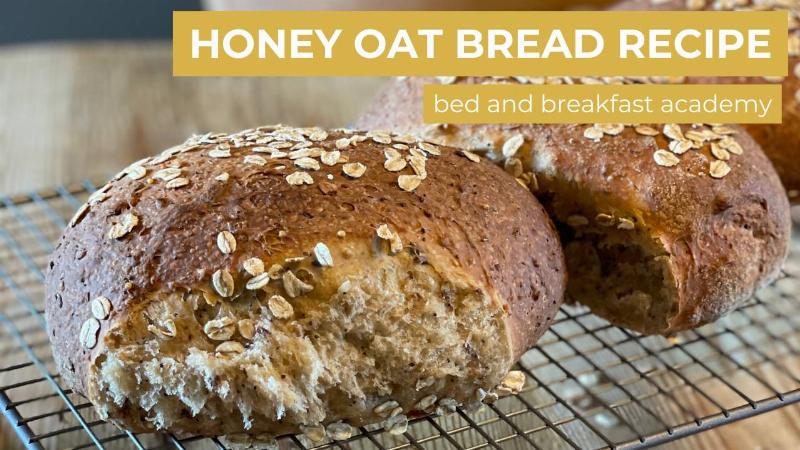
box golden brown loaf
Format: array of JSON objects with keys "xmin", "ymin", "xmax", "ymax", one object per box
[
  {"xmin": 45, "ymin": 125, "xmax": 566, "ymax": 442},
  {"xmin": 610, "ymin": 0, "xmax": 800, "ymax": 203},
  {"xmin": 356, "ymin": 77, "xmax": 791, "ymax": 335}
]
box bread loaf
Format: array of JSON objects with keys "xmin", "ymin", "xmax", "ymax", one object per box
[
  {"xmin": 356, "ymin": 77, "xmax": 791, "ymax": 335},
  {"xmin": 45, "ymin": 125, "xmax": 566, "ymax": 441},
  {"xmin": 610, "ymin": 0, "xmax": 800, "ymax": 203}
]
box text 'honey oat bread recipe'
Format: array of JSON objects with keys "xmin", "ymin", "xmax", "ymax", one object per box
[
  {"xmin": 357, "ymin": 77, "xmax": 791, "ymax": 335},
  {"xmin": 611, "ymin": 0, "xmax": 800, "ymax": 203},
  {"xmin": 45, "ymin": 125, "xmax": 566, "ymax": 441}
]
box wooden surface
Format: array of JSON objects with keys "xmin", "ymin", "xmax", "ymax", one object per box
[{"xmin": 1, "ymin": 41, "xmax": 799, "ymax": 450}]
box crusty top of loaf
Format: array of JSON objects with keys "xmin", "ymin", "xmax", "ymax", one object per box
[
  {"xmin": 356, "ymin": 77, "xmax": 791, "ymax": 332},
  {"xmin": 45, "ymin": 125, "xmax": 565, "ymax": 396},
  {"xmin": 610, "ymin": 0, "xmax": 800, "ymax": 198}
]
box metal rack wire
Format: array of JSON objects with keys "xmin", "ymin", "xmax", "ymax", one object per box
[{"xmin": 1, "ymin": 179, "xmax": 799, "ymax": 450}]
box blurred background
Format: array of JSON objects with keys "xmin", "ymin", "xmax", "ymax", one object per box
[
  {"xmin": 0, "ymin": 0, "xmax": 614, "ymax": 196},
  {"xmin": 1, "ymin": 2, "xmax": 799, "ymax": 449}
]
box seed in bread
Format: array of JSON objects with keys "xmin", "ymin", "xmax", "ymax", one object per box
[
  {"xmin": 45, "ymin": 125, "xmax": 566, "ymax": 440},
  {"xmin": 356, "ymin": 77, "xmax": 791, "ymax": 335}
]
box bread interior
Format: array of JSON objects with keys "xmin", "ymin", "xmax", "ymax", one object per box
[
  {"xmin": 88, "ymin": 250, "xmax": 512, "ymax": 437},
  {"xmin": 557, "ymin": 220, "xmax": 678, "ymax": 335}
]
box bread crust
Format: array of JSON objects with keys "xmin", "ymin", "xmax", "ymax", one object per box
[
  {"xmin": 610, "ymin": 0, "xmax": 800, "ymax": 202},
  {"xmin": 45, "ymin": 126, "xmax": 565, "ymax": 437},
  {"xmin": 356, "ymin": 77, "xmax": 791, "ymax": 334}
]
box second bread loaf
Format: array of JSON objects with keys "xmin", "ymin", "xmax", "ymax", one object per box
[{"xmin": 357, "ymin": 77, "xmax": 791, "ymax": 335}]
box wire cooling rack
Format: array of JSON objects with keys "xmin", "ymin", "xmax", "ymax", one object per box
[{"xmin": 0, "ymin": 179, "xmax": 799, "ymax": 450}]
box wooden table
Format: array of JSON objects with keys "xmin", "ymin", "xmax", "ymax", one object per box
[{"xmin": 0, "ymin": 41, "xmax": 798, "ymax": 450}]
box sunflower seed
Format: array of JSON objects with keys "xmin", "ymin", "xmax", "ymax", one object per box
[
  {"xmin": 335, "ymin": 138, "xmax": 351, "ymax": 149},
  {"xmin": 502, "ymin": 133, "xmax": 525, "ymax": 158},
  {"xmin": 69, "ymin": 204, "xmax": 89, "ymax": 228},
  {"xmin": 327, "ymin": 422, "xmax": 352, "ymax": 441},
  {"xmin": 268, "ymin": 141, "xmax": 293, "ymax": 150},
  {"xmin": 662, "ymin": 124, "xmax": 684, "ymax": 141},
  {"xmin": 243, "ymin": 257, "xmax": 265, "ymax": 276},
  {"xmin": 437, "ymin": 398, "xmax": 459, "ymax": 414},
  {"xmin": 385, "ymin": 157, "xmax": 407, "ymax": 172},
  {"xmin": 301, "ymin": 425, "xmax": 326, "ymax": 442},
  {"xmin": 282, "ymin": 271, "xmax": 313, "ymax": 298},
  {"xmin": 204, "ymin": 317, "xmax": 235, "ymax": 340},
  {"xmin": 668, "ymin": 139, "xmax": 692, "ymax": 155},
  {"xmin": 313, "ymin": 242, "xmax": 334, "ymax": 267},
  {"xmin": 497, "ymin": 370, "xmax": 525, "ymax": 396},
  {"xmin": 376, "ymin": 224, "xmax": 403, "ymax": 253},
  {"xmin": 634, "ymin": 125, "xmax": 659, "ymax": 136},
  {"xmin": 166, "ymin": 177, "xmax": 190, "ymax": 189},
  {"xmin": 594, "ymin": 213, "xmax": 616, "ymax": 227},
  {"xmin": 711, "ymin": 142, "xmax": 730, "ymax": 160},
  {"xmin": 709, "ymin": 160, "xmax": 731, "ymax": 178},
  {"xmin": 415, "ymin": 377, "xmax": 435, "ymax": 390},
  {"xmin": 295, "ymin": 157, "xmax": 320, "ymax": 170},
  {"xmin": 238, "ymin": 319, "xmax": 255, "ymax": 340},
  {"xmin": 309, "ymin": 130, "xmax": 328, "ymax": 141},
  {"xmin": 398, "ymin": 175, "xmax": 423, "ymax": 192},
  {"xmin": 148, "ymin": 319, "xmax": 177, "ymax": 338},
  {"xmin": 126, "ymin": 165, "xmax": 147, "ymax": 180},
  {"xmin": 418, "ymin": 142, "xmax": 441, "ymax": 156},
  {"xmin": 408, "ymin": 155, "xmax": 427, "ymax": 178},
  {"xmin": 212, "ymin": 269, "xmax": 235, "ymax": 297},
  {"xmin": 384, "ymin": 414, "xmax": 408, "ymax": 435},
  {"xmin": 336, "ymin": 279, "xmax": 351, "ymax": 294},
  {"xmin": 617, "ymin": 218, "xmax": 635, "ymax": 230},
  {"xmin": 87, "ymin": 186, "xmax": 108, "ymax": 205},
  {"xmin": 790, "ymin": 33, "xmax": 800, "ymax": 56},
  {"xmin": 374, "ymin": 400, "xmax": 400, "ymax": 417},
  {"xmin": 371, "ymin": 134, "xmax": 392, "ymax": 144},
  {"xmin": 91, "ymin": 296, "xmax": 112, "ymax": 320},
  {"xmin": 342, "ymin": 162, "xmax": 367, "ymax": 178},
  {"xmin": 208, "ymin": 148, "xmax": 231, "ymax": 158},
  {"xmin": 320, "ymin": 150, "xmax": 340, "ymax": 166},
  {"xmin": 583, "ymin": 126, "xmax": 603, "ymax": 141},
  {"xmin": 108, "ymin": 213, "xmax": 139, "ymax": 239},
  {"xmin": 286, "ymin": 171, "xmax": 314, "ymax": 185},
  {"xmin": 415, "ymin": 395, "xmax": 437, "ymax": 411},
  {"xmin": 215, "ymin": 172, "xmax": 230, "ymax": 182},
  {"xmin": 79, "ymin": 318, "xmax": 100, "ymax": 348},
  {"xmin": 216, "ymin": 341, "xmax": 244, "ymax": 354},
  {"xmin": 460, "ymin": 150, "xmax": 480, "ymax": 162},
  {"xmin": 270, "ymin": 150, "xmax": 288, "ymax": 159},
  {"xmin": 244, "ymin": 155, "xmax": 267, "ymax": 166},
  {"xmin": 86, "ymin": 184, "xmax": 105, "ymax": 204},
  {"xmin": 686, "ymin": 0, "xmax": 705, "ymax": 10},
  {"xmin": 246, "ymin": 272, "xmax": 270, "ymax": 290},
  {"xmin": 653, "ymin": 150, "xmax": 680, "ymax": 167},
  {"xmin": 217, "ymin": 231, "xmax": 237, "ymax": 254},
  {"xmin": 267, "ymin": 263, "xmax": 284, "ymax": 279},
  {"xmin": 597, "ymin": 123, "xmax": 624, "ymax": 135},
  {"xmin": 154, "ymin": 168, "xmax": 182, "ymax": 181},
  {"xmin": 267, "ymin": 295, "xmax": 294, "ymax": 319},
  {"xmin": 711, "ymin": 125, "xmax": 736, "ymax": 135},
  {"xmin": 718, "ymin": 137, "xmax": 743, "ymax": 155}
]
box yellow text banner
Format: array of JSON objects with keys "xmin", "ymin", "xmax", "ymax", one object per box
[{"xmin": 173, "ymin": 11, "xmax": 787, "ymax": 77}]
